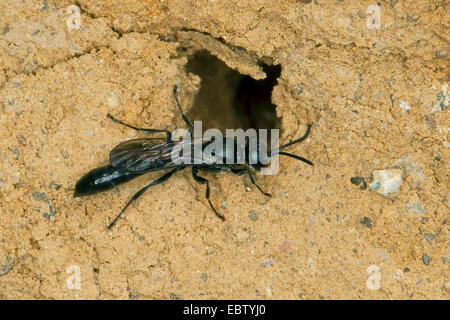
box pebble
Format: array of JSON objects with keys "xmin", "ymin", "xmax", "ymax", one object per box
[
  {"xmin": 396, "ymin": 157, "xmax": 426, "ymax": 189},
  {"xmin": 361, "ymin": 217, "xmax": 374, "ymax": 228},
  {"xmin": 407, "ymin": 13, "xmax": 420, "ymax": 22},
  {"xmin": 8, "ymin": 147, "xmax": 20, "ymax": 160},
  {"xmin": 248, "ymin": 210, "xmax": 259, "ymax": 221},
  {"xmin": 424, "ymin": 233, "xmax": 435, "ymax": 243},
  {"xmin": 406, "ymin": 201, "xmax": 426, "ymax": 214},
  {"xmin": 0, "ymin": 256, "xmax": 14, "ymax": 275},
  {"xmin": 394, "ymin": 269, "xmax": 403, "ymax": 279},
  {"xmin": 169, "ymin": 293, "xmax": 180, "ymax": 300},
  {"xmin": 128, "ymin": 292, "xmax": 140, "ymax": 299},
  {"xmin": 2, "ymin": 24, "xmax": 10, "ymax": 35},
  {"xmin": 260, "ymin": 258, "xmax": 275, "ymax": 268},
  {"xmin": 32, "ymin": 191, "xmax": 48, "ymax": 202},
  {"xmin": 369, "ymin": 169, "xmax": 403, "ymax": 197},
  {"xmin": 49, "ymin": 181, "xmax": 61, "ymax": 190},
  {"xmin": 279, "ymin": 241, "xmax": 291, "ymax": 253},
  {"xmin": 350, "ymin": 176, "xmax": 367, "ymax": 190},
  {"xmin": 422, "ymin": 253, "xmax": 432, "ymax": 266},
  {"xmin": 432, "ymin": 83, "xmax": 449, "ymax": 112},
  {"xmin": 435, "ymin": 50, "xmax": 447, "ymax": 58},
  {"xmin": 292, "ymin": 84, "xmax": 303, "ymax": 98},
  {"xmin": 399, "ymin": 100, "xmax": 410, "ymax": 113},
  {"xmin": 16, "ymin": 135, "xmax": 27, "ymax": 146},
  {"xmin": 105, "ymin": 92, "xmax": 120, "ymax": 108},
  {"xmin": 315, "ymin": 91, "xmax": 325, "ymax": 98},
  {"xmin": 43, "ymin": 204, "xmax": 56, "ymax": 220},
  {"xmin": 357, "ymin": 9, "xmax": 366, "ymax": 19}
]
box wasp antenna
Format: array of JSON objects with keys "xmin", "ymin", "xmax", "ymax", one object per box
[
  {"xmin": 278, "ymin": 151, "xmax": 313, "ymax": 166},
  {"xmin": 278, "ymin": 124, "xmax": 311, "ymax": 151},
  {"xmin": 172, "ymin": 85, "xmax": 194, "ymax": 131}
]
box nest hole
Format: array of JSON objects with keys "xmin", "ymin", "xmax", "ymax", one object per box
[{"xmin": 185, "ymin": 51, "xmax": 281, "ymax": 133}]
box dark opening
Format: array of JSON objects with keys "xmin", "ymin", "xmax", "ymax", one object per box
[{"xmin": 185, "ymin": 51, "xmax": 281, "ymax": 133}]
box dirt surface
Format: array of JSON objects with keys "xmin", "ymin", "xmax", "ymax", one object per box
[{"xmin": 0, "ymin": 0, "xmax": 448, "ymax": 299}]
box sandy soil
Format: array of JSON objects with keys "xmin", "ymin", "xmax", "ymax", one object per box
[{"xmin": 0, "ymin": 0, "xmax": 448, "ymax": 299}]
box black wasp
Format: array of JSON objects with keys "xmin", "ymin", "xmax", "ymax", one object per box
[{"xmin": 74, "ymin": 86, "xmax": 313, "ymax": 229}]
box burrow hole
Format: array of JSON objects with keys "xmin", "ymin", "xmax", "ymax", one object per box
[{"xmin": 185, "ymin": 50, "xmax": 281, "ymax": 134}]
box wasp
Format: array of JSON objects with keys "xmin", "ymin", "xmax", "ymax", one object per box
[{"xmin": 74, "ymin": 86, "xmax": 313, "ymax": 229}]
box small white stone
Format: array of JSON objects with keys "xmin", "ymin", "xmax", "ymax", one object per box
[
  {"xmin": 399, "ymin": 100, "xmax": 410, "ymax": 113},
  {"xmin": 105, "ymin": 92, "xmax": 120, "ymax": 108},
  {"xmin": 266, "ymin": 285, "xmax": 273, "ymax": 298},
  {"xmin": 406, "ymin": 201, "xmax": 426, "ymax": 214},
  {"xmin": 370, "ymin": 169, "xmax": 403, "ymax": 197},
  {"xmin": 394, "ymin": 269, "xmax": 403, "ymax": 279}
]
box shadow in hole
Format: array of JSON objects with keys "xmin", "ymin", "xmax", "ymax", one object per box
[{"xmin": 185, "ymin": 51, "xmax": 281, "ymax": 134}]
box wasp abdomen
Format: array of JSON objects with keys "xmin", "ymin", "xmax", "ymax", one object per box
[{"xmin": 74, "ymin": 165, "xmax": 138, "ymax": 197}]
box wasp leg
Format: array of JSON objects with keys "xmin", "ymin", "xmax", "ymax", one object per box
[
  {"xmin": 107, "ymin": 113, "xmax": 172, "ymax": 142},
  {"xmin": 173, "ymin": 86, "xmax": 194, "ymax": 134},
  {"xmin": 107, "ymin": 166, "xmax": 185, "ymax": 229},
  {"xmin": 192, "ymin": 167, "xmax": 225, "ymax": 221},
  {"xmin": 231, "ymin": 167, "xmax": 272, "ymax": 197}
]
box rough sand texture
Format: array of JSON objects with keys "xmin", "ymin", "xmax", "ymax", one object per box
[{"xmin": 0, "ymin": 0, "xmax": 448, "ymax": 299}]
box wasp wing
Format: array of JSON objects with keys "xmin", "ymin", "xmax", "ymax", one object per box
[
  {"xmin": 109, "ymin": 138, "xmax": 176, "ymax": 172},
  {"xmin": 171, "ymin": 135, "xmax": 227, "ymax": 165},
  {"xmin": 110, "ymin": 134, "xmax": 231, "ymax": 172}
]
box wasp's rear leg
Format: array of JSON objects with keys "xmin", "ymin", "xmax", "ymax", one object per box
[
  {"xmin": 107, "ymin": 113, "xmax": 172, "ymax": 142},
  {"xmin": 231, "ymin": 167, "xmax": 272, "ymax": 197},
  {"xmin": 192, "ymin": 167, "xmax": 225, "ymax": 221},
  {"xmin": 107, "ymin": 166, "xmax": 185, "ymax": 229}
]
